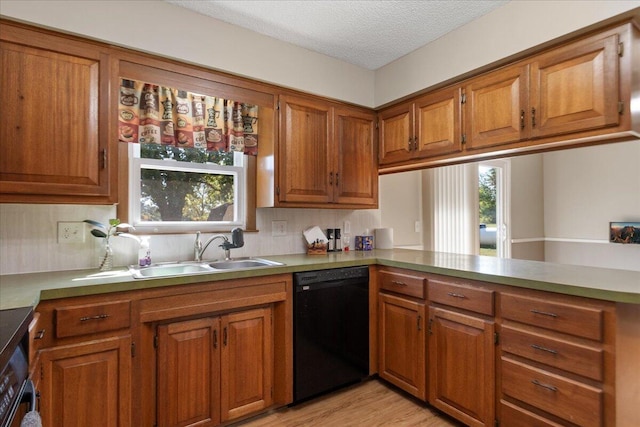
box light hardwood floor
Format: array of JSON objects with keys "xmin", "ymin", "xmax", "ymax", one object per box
[{"xmin": 235, "ymin": 380, "xmax": 463, "ymax": 426}]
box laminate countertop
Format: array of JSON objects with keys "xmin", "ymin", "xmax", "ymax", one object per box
[{"xmin": 1, "ymin": 249, "xmax": 639, "ymax": 310}]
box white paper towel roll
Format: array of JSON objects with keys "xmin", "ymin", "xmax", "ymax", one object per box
[{"xmin": 375, "ymin": 228, "xmax": 394, "ymax": 249}]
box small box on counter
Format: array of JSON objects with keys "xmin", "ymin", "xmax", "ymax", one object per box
[
  {"xmin": 355, "ymin": 235, "xmax": 374, "ymax": 251},
  {"xmin": 307, "ymin": 242, "xmax": 328, "ymax": 255}
]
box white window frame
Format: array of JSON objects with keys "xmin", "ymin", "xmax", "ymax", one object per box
[{"xmin": 128, "ymin": 143, "xmax": 246, "ymax": 234}]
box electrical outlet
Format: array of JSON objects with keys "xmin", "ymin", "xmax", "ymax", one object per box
[
  {"xmin": 343, "ymin": 221, "xmax": 351, "ymax": 235},
  {"xmin": 414, "ymin": 221, "xmax": 422, "ymax": 233},
  {"xmin": 58, "ymin": 221, "xmax": 85, "ymax": 243},
  {"xmin": 272, "ymin": 220, "xmax": 287, "ymax": 237}
]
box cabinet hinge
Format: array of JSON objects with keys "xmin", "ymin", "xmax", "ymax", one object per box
[
  {"xmin": 618, "ymin": 42, "xmax": 624, "ymax": 57},
  {"xmin": 495, "ymin": 419, "xmax": 500, "ymax": 427},
  {"xmin": 494, "ymin": 332, "xmax": 499, "ymax": 345},
  {"xmin": 428, "ymin": 318, "xmax": 433, "ymax": 335},
  {"xmin": 276, "ymin": 186, "xmax": 280, "ymax": 196},
  {"xmin": 131, "ymin": 342, "xmax": 136, "ymax": 358},
  {"xmin": 276, "ymin": 100, "xmax": 280, "ymax": 110},
  {"xmin": 461, "ymin": 134, "xmax": 467, "ymax": 145},
  {"xmin": 461, "ymin": 93, "xmax": 467, "ymax": 104},
  {"xmin": 154, "ymin": 335, "xmax": 159, "ymax": 349},
  {"xmin": 618, "ymin": 101, "xmax": 625, "ymax": 115}
]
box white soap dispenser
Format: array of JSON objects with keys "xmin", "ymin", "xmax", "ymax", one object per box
[{"xmin": 139, "ymin": 236, "xmax": 151, "ymax": 266}]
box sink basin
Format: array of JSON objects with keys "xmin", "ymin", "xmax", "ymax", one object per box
[
  {"xmin": 129, "ymin": 258, "xmax": 284, "ymax": 279},
  {"xmin": 129, "ymin": 263, "xmax": 214, "ymax": 279},
  {"xmin": 209, "ymin": 258, "xmax": 284, "ymax": 270}
]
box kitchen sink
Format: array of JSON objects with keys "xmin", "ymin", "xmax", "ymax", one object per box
[{"xmin": 129, "ymin": 258, "xmax": 284, "ymax": 279}]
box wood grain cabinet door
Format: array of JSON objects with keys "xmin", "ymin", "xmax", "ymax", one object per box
[
  {"xmin": 464, "ymin": 63, "xmax": 529, "ymax": 150},
  {"xmin": 157, "ymin": 317, "xmax": 220, "ymax": 427},
  {"xmin": 415, "ymin": 86, "xmax": 463, "ymax": 159},
  {"xmin": 39, "ymin": 336, "xmax": 131, "ymax": 427},
  {"xmin": 529, "ymin": 33, "xmax": 620, "ymax": 139},
  {"xmin": 278, "ymin": 94, "xmax": 332, "ymax": 204},
  {"xmin": 378, "ymin": 101, "xmax": 414, "ymax": 165},
  {"xmin": 378, "ymin": 293, "xmax": 426, "ymax": 400},
  {"xmin": 0, "ymin": 24, "xmax": 114, "ymax": 202},
  {"xmin": 220, "ymin": 307, "xmax": 273, "ymax": 422},
  {"xmin": 333, "ymin": 107, "xmax": 378, "ymax": 206},
  {"xmin": 428, "ymin": 307, "xmax": 495, "ymax": 427}
]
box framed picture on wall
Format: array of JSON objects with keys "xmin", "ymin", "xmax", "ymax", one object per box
[{"xmin": 609, "ymin": 222, "xmax": 640, "ymax": 244}]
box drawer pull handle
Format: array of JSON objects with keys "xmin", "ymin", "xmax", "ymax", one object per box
[
  {"xmin": 531, "ymin": 344, "xmax": 558, "ymax": 355},
  {"xmin": 531, "ymin": 379, "xmax": 557, "ymax": 392},
  {"xmin": 530, "ymin": 309, "xmax": 557, "ymax": 318},
  {"xmin": 447, "ymin": 292, "xmax": 466, "ymax": 299},
  {"xmin": 79, "ymin": 314, "xmax": 110, "ymax": 322},
  {"xmin": 391, "ymin": 280, "xmax": 407, "ymax": 286},
  {"xmin": 35, "ymin": 329, "xmax": 45, "ymax": 340}
]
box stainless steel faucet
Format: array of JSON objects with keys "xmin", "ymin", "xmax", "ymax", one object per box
[{"xmin": 194, "ymin": 228, "xmax": 244, "ymax": 261}]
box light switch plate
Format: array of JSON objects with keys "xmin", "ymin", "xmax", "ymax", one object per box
[
  {"xmin": 58, "ymin": 221, "xmax": 85, "ymax": 243},
  {"xmin": 272, "ymin": 220, "xmax": 287, "ymax": 237}
]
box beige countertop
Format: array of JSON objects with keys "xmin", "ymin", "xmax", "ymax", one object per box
[{"xmin": 1, "ymin": 249, "xmax": 639, "ymax": 310}]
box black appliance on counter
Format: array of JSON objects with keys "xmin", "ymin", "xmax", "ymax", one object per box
[
  {"xmin": 0, "ymin": 307, "xmax": 38, "ymax": 427},
  {"xmin": 293, "ymin": 266, "xmax": 369, "ymax": 404}
]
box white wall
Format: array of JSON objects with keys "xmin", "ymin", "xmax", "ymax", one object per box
[
  {"xmin": 510, "ymin": 154, "xmax": 545, "ymax": 261},
  {"xmin": 542, "ymin": 141, "xmax": 640, "ymax": 270},
  {"xmin": 0, "ymin": 204, "xmax": 380, "ymax": 274},
  {"xmin": 379, "ymin": 171, "xmax": 422, "ymax": 247},
  {"xmin": 375, "ymin": 1, "xmax": 639, "ymax": 105},
  {"xmin": 0, "ymin": 0, "xmax": 374, "ymax": 107}
]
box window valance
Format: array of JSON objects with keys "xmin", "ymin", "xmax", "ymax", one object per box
[{"xmin": 118, "ymin": 79, "xmax": 258, "ymax": 155}]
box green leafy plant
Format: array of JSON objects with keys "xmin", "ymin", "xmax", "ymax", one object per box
[{"xmin": 84, "ymin": 219, "xmax": 133, "ymax": 243}]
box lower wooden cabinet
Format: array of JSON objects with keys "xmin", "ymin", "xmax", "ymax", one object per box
[
  {"xmin": 428, "ymin": 306, "xmax": 495, "ymax": 427},
  {"xmin": 156, "ymin": 307, "xmax": 273, "ymax": 427},
  {"xmin": 38, "ymin": 335, "xmax": 132, "ymax": 427},
  {"xmin": 378, "ymin": 292, "xmax": 426, "ymax": 400}
]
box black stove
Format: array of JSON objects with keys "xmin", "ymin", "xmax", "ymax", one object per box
[{"xmin": 0, "ymin": 307, "xmax": 32, "ymax": 427}]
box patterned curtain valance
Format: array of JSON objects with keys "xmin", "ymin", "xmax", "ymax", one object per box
[{"xmin": 118, "ymin": 79, "xmax": 258, "ymax": 155}]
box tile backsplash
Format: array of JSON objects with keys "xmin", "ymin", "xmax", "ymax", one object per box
[{"xmin": 0, "ymin": 204, "xmax": 381, "ymax": 275}]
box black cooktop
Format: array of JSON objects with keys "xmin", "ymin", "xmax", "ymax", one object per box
[{"xmin": 0, "ymin": 307, "xmax": 32, "ymax": 369}]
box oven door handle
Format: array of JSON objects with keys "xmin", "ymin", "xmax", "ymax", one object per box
[{"xmin": 21, "ymin": 379, "xmax": 37, "ymax": 412}]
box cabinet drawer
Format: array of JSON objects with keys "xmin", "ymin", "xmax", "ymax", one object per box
[
  {"xmin": 428, "ymin": 279, "xmax": 494, "ymax": 315},
  {"xmin": 500, "ymin": 293, "xmax": 603, "ymax": 341},
  {"xmin": 500, "ymin": 400, "xmax": 564, "ymax": 427},
  {"xmin": 501, "ymin": 325, "xmax": 603, "ymax": 381},
  {"xmin": 501, "ymin": 358, "xmax": 602, "ymax": 427},
  {"xmin": 55, "ymin": 300, "xmax": 131, "ymax": 338},
  {"xmin": 379, "ymin": 270, "xmax": 426, "ymax": 299}
]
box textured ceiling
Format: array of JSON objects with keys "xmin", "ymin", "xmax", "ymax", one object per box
[{"xmin": 166, "ymin": 0, "xmax": 509, "ymax": 70}]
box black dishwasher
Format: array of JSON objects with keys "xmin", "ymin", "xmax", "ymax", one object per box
[{"xmin": 293, "ymin": 266, "xmax": 369, "ymax": 404}]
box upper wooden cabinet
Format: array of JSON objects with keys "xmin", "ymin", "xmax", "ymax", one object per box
[
  {"xmin": 379, "ymin": 86, "xmax": 462, "ymax": 165},
  {"xmin": 464, "ymin": 64, "xmax": 529, "ymax": 150},
  {"xmin": 276, "ymin": 94, "xmax": 377, "ymax": 208},
  {"xmin": 529, "ymin": 32, "xmax": 620, "ymax": 139},
  {"xmin": 379, "ymin": 20, "xmax": 639, "ymax": 172},
  {"xmin": 0, "ymin": 22, "xmax": 116, "ymax": 203}
]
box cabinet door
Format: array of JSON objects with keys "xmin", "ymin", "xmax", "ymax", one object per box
[
  {"xmin": 429, "ymin": 307, "xmax": 495, "ymax": 427},
  {"xmin": 278, "ymin": 94, "xmax": 332, "ymax": 204},
  {"xmin": 0, "ymin": 24, "xmax": 113, "ymax": 202},
  {"xmin": 378, "ymin": 101, "xmax": 414, "ymax": 165},
  {"xmin": 530, "ymin": 33, "xmax": 620, "ymax": 138},
  {"xmin": 39, "ymin": 336, "xmax": 131, "ymax": 427},
  {"xmin": 415, "ymin": 86, "xmax": 463, "ymax": 158},
  {"xmin": 464, "ymin": 64, "xmax": 529, "ymax": 150},
  {"xmin": 157, "ymin": 317, "xmax": 220, "ymax": 427},
  {"xmin": 378, "ymin": 293, "xmax": 426, "ymax": 400},
  {"xmin": 221, "ymin": 307, "xmax": 273, "ymax": 422},
  {"xmin": 333, "ymin": 107, "xmax": 378, "ymax": 206}
]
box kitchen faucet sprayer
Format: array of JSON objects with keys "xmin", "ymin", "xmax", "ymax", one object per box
[{"xmin": 194, "ymin": 228, "xmax": 244, "ymax": 261}]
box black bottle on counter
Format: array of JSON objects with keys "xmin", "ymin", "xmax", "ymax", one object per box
[
  {"xmin": 326, "ymin": 228, "xmax": 335, "ymax": 252},
  {"xmin": 334, "ymin": 228, "xmax": 342, "ymax": 251}
]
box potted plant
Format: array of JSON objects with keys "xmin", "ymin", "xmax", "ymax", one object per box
[{"xmin": 84, "ymin": 219, "xmax": 134, "ymax": 271}]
